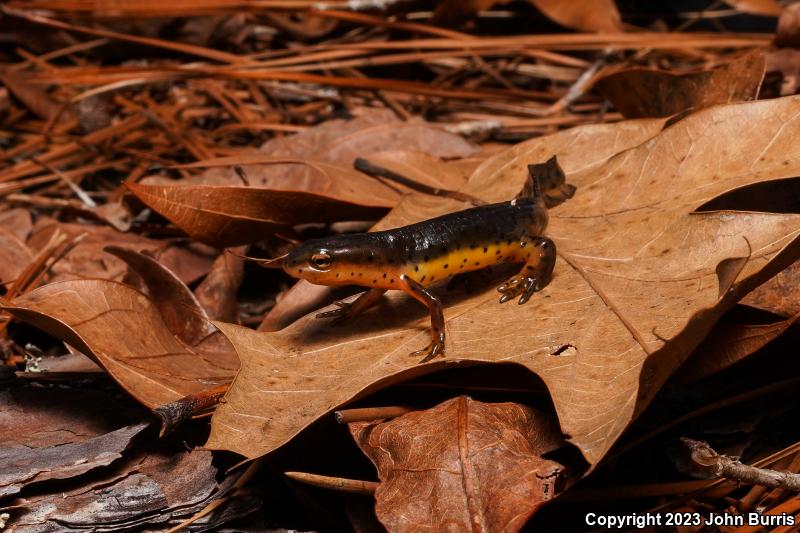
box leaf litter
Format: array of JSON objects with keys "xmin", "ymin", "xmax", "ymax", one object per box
[{"xmin": 4, "ymin": 2, "xmax": 800, "ymax": 531}]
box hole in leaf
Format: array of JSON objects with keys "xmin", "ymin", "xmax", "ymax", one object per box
[{"xmin": 550, "ymin": 344, "xmax": 576, "ymax": 356}]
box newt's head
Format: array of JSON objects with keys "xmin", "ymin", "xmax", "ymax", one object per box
[{"xmin": 283, "ymin": 235, "xmax": 377, "ymax": 286}]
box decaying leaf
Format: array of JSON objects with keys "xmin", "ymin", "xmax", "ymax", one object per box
[
  {"xmin": 350, "ymin": 396, "xmax": 568, "ymax": 533},
  {"xmin": 2, "ymin": 279, "xmax": 238, "ymax": 408},
  {"xmin": 0, "ymin": 421, "xmax": 150, "ymax": 498},
  {"xmin": 206, "ymin": 96, "xmax": 800, "ymax": 466},
  {"xmin": 596, "ymin": 51, "xmax": 766, "ymax": 118}
]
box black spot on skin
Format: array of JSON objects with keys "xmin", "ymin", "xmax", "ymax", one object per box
[
  {"xmin": 443, "ymin": 264, "xmax": 449, "ymax": 269},
  {"xmin": 358, "ymin": 273, "xmax": 363, "ymax": 277},
  {"xmin": 414, "ymin": 265, "xmax": 419, "ymax": 271},
  {"xmin": 483, "ymin": 247, "xmax": 488, "ymax": 253},
  {"xmin": 390, "ymin": 279, "xmax": 395, "ymax": 283},
  {"xmin": 335, "ymin": 273, "xmax": 340, "ymax": 277},
  {"xmin": 383, "ymin": 273, "xmax": 387, "ymax": 278},
  {"xmin": 474, "ymin": 262, "xmax": 480, "ymax": 266},
  {"xmin": 463, "ymin": 258, "xmax": 467, "ymax": 263},
  {"xmin": 495, "ymin": 250, "xmax": 501, "ymax": 255},
  {"xmin": 459, "ymin": 265, "xmax": 464, "ymax": 269},
  {"xmin": 350, "ymin": 272, "xmax": 354, "ymax": 276},
  {"xmin": 420, "ymin": 275, "xmax": 426, "ymax": 282}
]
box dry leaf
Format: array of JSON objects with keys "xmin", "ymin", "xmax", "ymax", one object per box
[
  {"xmin": 105, "ymin": 246, "xmax": 218, "ymax": 346},
  {"xmin": 530, "ymin": 0, "xmax": 622, "ymax": 33},
  {"xmin": 137, "ymin": 112, "xmax": 477, "ymax": 247},
  {"xmin": 128, "ymin": 182, "xmax": 390, "ymax": 247},
  {"xmin": 723, "ymin": 0, "xmax": 784, "ymax": 16},
  {"xmin": 0, "ymin": 207, "xmax": 32, "ymax": 241},
  {"xmin": 432, "ymin": 0, "xmax": 621, "ymax": 32},
  {"xmin": 205, "ymin": 115, "xmax": 666, "ymax": 458},
  {"xmin": 776, "ymin": 2, "xmax": 800, "ymax": 48},
  {"xmin": 2, "ymin": 279, "xmax": 238, "ymax": 408},
  {"xmin": 350, "ymin": 396, "xmax": 567, "ymax": 533},
  {"xmin": 191, "ymin": 109, "xmax": 476, "ymax": 192},
  {"xmin": 742, "ymin": 259, "xmax": 800, "ymax": 315},
  {"xmin": 0, "ymin": 229, "xmax": 33, "ymax": 284},
  {"xmin": 27, "ymin": 220, "xmax": 215, "ymax": 285},
  {"xmin": 596, "ymin": 51, "xmax": 766, "ymax": 118},
  {"xmin": 195, "ymin": 248, "xmax": 245, "ymax": 323},
  {"xmin": 207, "ymin": 96, "xmax": 800, "ymax": 466}
]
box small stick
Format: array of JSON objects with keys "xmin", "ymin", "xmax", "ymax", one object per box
[
  {"xmin": 675, "ymin": 438, "xmax": 800, "ymax": 491},
  {"xmin": 543, "ymin": 51, "xmax": 610, "ymax": 116},
  {"xmin": 284, "ymin": 471, "xmax": 378, "ymax": 495},
  {"xmin": 334, "ymin": 405, "xmax": 414, "ymax": 424},
  {"xmin": 354, "ymin": 157, "xmax": 486, "ymax": 206}
]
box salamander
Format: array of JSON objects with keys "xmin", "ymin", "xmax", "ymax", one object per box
[{"xmin": 282, "ymin": 156, "xmax": 574, "ymax": 362}]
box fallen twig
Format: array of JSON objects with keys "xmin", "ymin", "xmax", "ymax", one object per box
[{"xmin": 674, "ymin": 438, "xmax": 800, "ymax": 491}]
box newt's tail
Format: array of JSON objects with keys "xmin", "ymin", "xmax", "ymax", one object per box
[{"xmin": 518, "ymin": 155, "xmax": 576, "ymax": 208}]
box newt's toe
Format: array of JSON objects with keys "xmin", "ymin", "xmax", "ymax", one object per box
[{"xmin": 411, "ymin": 333, "xmax": 446, "ymax": 363}]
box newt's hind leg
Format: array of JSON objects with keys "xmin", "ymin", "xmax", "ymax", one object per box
[
  {"xmin": 316, "ymin": 288, "xmax": 386, "ymax": 323},
  {"xmin": 497, "ymin": 237, "xmax": 555, "ymax": 305},
  {"xmin": 398, "ymin": 275, "xmax": 446, "ymax": 363}
]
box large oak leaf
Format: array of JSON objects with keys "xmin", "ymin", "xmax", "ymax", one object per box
[{"xmin": 207, "ymin": 96, "xmax": 800, "ymax": 465}]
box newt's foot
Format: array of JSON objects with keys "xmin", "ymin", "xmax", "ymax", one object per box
[
  {"xmin": 316, "ymin": 300, "xmax": 355, "ymax": 324},
  {"xmin": 497, "ymin": 275, "xmax": 542, "ymax": 305},
  {"xmin": 410, "ymin": 332, "xmax": 446, "ymax": 363}
]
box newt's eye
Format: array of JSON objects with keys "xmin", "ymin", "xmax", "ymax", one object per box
[{"xmin": 309, "ymin": 251, "xmax": 333, "ymax": 270}]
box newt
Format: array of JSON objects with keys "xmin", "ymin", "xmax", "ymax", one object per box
[{"xmin": 282, "ymin": 156, "xmax": 575, "ymax": 362}]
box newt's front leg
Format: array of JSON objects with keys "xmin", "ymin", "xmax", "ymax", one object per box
[
  {"xmin": 316, "ymin": 288, "xmax": 386, "ymax": 323},
  {"xmin": 399, "ymin": 275, "xmax": 446, "ymax": 363},
  {"xmin": 498, "ymin": 237, "xmax": 555, "ymax": 305}
]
